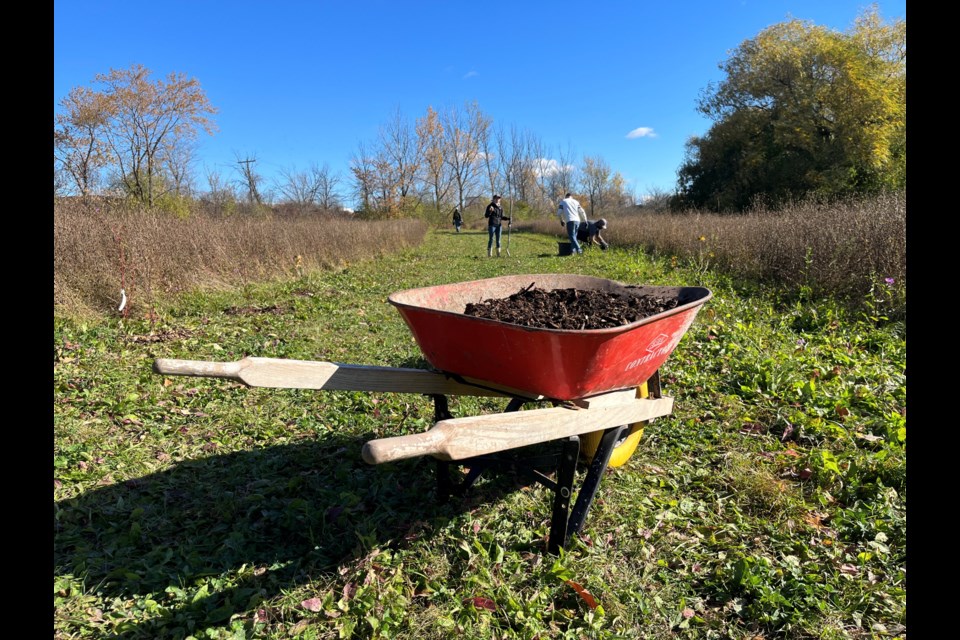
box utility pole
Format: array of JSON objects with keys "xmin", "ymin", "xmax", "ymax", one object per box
[{"xmin": 236, "ymin": 156, "xmax": 262, "ymax": 205}]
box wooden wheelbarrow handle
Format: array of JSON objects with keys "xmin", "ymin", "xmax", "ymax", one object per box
[
  {"xmin": 153, "ymin": 356, "xmax": 533, "ymax": 398},
  {"xmin": 362, "ymin": 396, "xmax": 673, "ymax": 464}
]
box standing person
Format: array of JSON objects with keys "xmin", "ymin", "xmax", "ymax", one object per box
[
  {"xmin": 557, "ymin": 192, "xmax": 588, "ymax": 255},
  {"xmin": 452, "ymin": 205, "xmax": 463, "ymax": 233},
  {"xmin": 577, "ymin": 218, "xmax": 609, "ymax": 249},
  {"xmin": 484, "ymin": 195, "xmax": 511, "ymax": 257}
]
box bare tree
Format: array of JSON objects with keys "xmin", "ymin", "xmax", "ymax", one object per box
[
  {"xmin": 314, "ymin": 163, "xmax": 342, "ymax": 211},
  {"xmin": 552, "ymin": 143, "xmax": 578, "ymax": 199},
  {"xmin": 54, "ymin": 86, "xmax": 110, "ymax": 197},
  {"xmin": 514, "ymin": 128, "xmax": 541, "ymax": 206},
  {"xmin": 606, "ymin": 171, "xmax": 631, "ymax": 208},
  {"xmin": 95, "ymin": 64, "xmax": 217, "ymax": 206},
  {"xmin": 494, "ymin": 124, "xmax": 527, "ymax": 219},
  {"xmin": 160, "ymin": 136, "xmax": 198, "ymax": 197},
  {"xmin": 54, "ymin": 156, "xmax": 69, "ymax": 197},
  {"xmin": 349, "ymin": 142, "xmax": 376, "ymax": 216},
  {"xmin": 641, "ymin": 185, "xmax": 674, "ymax": 211},
  {"xmin": 201, "ymin": 166, "xmax": 238, "ymax": 216},
  {"xmin": 580, "ymin": 155, "xmax": 611, "ymax": 216},
  {"xmin": 527, "ymin": 135, "xmax": 554, "ymax": 211},
  {"xmin": 443, "ymin": 102, "xmax": 491, "ymax": 212},
  {"xmin": 478, "ymin": 119, "xmax": 501, "ymax": 198},
  {"xmin": 379, "ymin": 107, "xmax": 424, "ymax": 211},
  {"xmin": 417, "ymin": 106, "xmax": 453, "ymax": 214},
  {"xmin": 277, "ymin": 164, "xmax": 319, "ymax": 212}
]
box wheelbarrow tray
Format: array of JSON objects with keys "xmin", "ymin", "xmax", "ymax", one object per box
[{"xmin": 389, "ymin": 274, "xmax": 712, "ymax": 401}]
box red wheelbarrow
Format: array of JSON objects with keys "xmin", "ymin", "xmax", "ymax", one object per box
[{"xmin": 154, "ymin": 274, "xmax": 712, "ymax": 553}]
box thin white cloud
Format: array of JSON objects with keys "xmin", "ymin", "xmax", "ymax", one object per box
[
  {"xmin": 534, "ymin": 158, "xmax": 576, "ymax": 179},
  {"xmin": 535, "ymin": 158, "xmax": 561, "ymax": 178},
  {"xmin": 463, "ymin": 70, "xmax": 478, "ymax": 79},
  {"xmin": 626, "ymin": 127, "xmax": 657, "ymax": 139}
]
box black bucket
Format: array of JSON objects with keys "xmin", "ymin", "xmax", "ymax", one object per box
[{"xmin": 558, "ymin": 242, "xmax": 573, "ymax": 256}]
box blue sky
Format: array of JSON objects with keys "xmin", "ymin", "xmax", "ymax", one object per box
[{"xmin": 54, "ymin": 0, "xmax": 906, "ymax": 206}]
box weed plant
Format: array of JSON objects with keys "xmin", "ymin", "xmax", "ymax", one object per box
[{"xmin": 54, "ymin": 226, "xmax": 905, "ymax": 639}]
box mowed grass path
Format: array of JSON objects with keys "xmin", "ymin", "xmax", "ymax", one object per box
[{"xmin": 54, "ymin": 227, "xmax": 906, "ymax": 639}]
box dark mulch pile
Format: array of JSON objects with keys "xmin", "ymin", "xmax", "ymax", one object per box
[{"xmin": 463, "ymin": 284, "xmax": 680, "ymax": 330}]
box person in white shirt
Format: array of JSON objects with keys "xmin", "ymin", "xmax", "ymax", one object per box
[{"xmin": 557, "ymin": 192, "xmax": 588, "ymax": 255}]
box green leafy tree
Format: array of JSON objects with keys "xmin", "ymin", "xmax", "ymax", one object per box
[{"xmin": 678, "ymin": 5, "xmax": 905, "ymax": 210}]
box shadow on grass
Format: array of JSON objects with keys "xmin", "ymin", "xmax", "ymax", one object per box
[{"xmin": 54, "ymin": 426, "xmax": 556, "ymax": 638}]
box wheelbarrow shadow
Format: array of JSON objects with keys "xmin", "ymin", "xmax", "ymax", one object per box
[{"xmin": 54, "ymin": 427, "xmax": 553, "ymax": 637}]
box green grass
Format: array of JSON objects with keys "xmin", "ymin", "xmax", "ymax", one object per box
[{"xmin": 54, "ymin": 228, "xmax": 905, "ymax": 639}]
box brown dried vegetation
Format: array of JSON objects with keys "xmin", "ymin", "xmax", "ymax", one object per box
[
  {"xmin": 526, "ymin": 192, "xmax": 906, "ymax": 314},
  {"xmin": 53, "ymin": 199, "xmax": 427, "ymax": 317}
]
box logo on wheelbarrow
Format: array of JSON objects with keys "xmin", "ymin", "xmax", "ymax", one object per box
[
  {"xmin": 646, "ymin": 333, "xmax": 670, "ymax": 352},
  {"xmin": 623, "ymin": 328, "xmax": 690, "ymax": 372}
]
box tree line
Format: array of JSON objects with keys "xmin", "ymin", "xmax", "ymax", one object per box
[
  {"xmin": 347, "ymin": 103, "xmax": 632, "ymax": 220},
  {"xmin": 54, "ymin": 7, "xmax": 905, "ymax": 216},
  {"xmin": 53, "ymin": 66, "xmax": 632, "ymax": 221}
]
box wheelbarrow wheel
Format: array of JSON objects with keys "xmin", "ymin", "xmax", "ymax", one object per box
[{"xmin": 580, "ymin": 381, "xmax": 648, "ymax": 467}]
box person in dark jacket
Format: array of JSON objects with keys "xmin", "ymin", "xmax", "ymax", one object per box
[
  {"xmin": 452, "ymin": 206, "xmax": 463, "ymax": 233},
  {"xmin": 484, "ymin": 195, "xmax": 511, "ymax": 257},
  {"xmin": 576, "ymin": 218, "xmax": 609, "ymax": 249}
]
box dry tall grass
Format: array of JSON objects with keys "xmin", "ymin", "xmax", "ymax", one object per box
[
  {"xmin": 526, "ymin": 192, "xmax": 906, "ymax": 316},
  {"xmin": 54, "ymin": 200, "xmax": 427, "ymax": 318}
]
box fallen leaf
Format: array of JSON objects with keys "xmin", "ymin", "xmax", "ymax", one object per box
[
  {"xmin": 840, "ymin": 564, "xmax": 858, "ymax": 575},
  {"xmin": 781, "ymin": 449, "xmax": 801, "ymax": 457},
  {"xmin": 301, "ymin": 597, "xmax": 323, "ymax": 612},
  {"xmin": 463, "ymin": 597, "xmax": 497, "ymax": 611},
  {"xmin": 565, "ymin": 580, "xmax": 598, "ymax": 609},
  {"xmin": 804, "ymin": 513, "xmax": 825, "ymax": 528},
  {"xmin": 289, "ymin": 619, "xmax": 311, "ymax": 635},
  {"xmin": 798, "ymin": 468, "xmax": 812, "ymax": 479}
]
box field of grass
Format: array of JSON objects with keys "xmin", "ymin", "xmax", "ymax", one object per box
[{"xmin": 54, "ymin": 227, "xmax": 905, "ymax": 639}]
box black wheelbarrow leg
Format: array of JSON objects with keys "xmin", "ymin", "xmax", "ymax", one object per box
[
  {"xmin": 563, "ymin": 424, "xmax": 628, "ymax": 548},
  {"xmin": 547, "ymin": 435, "xmax": 581, "ymax": 555},
  {"xmin": 431, "ymin": 394, "xmax": 456, "ymax": 501}
]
